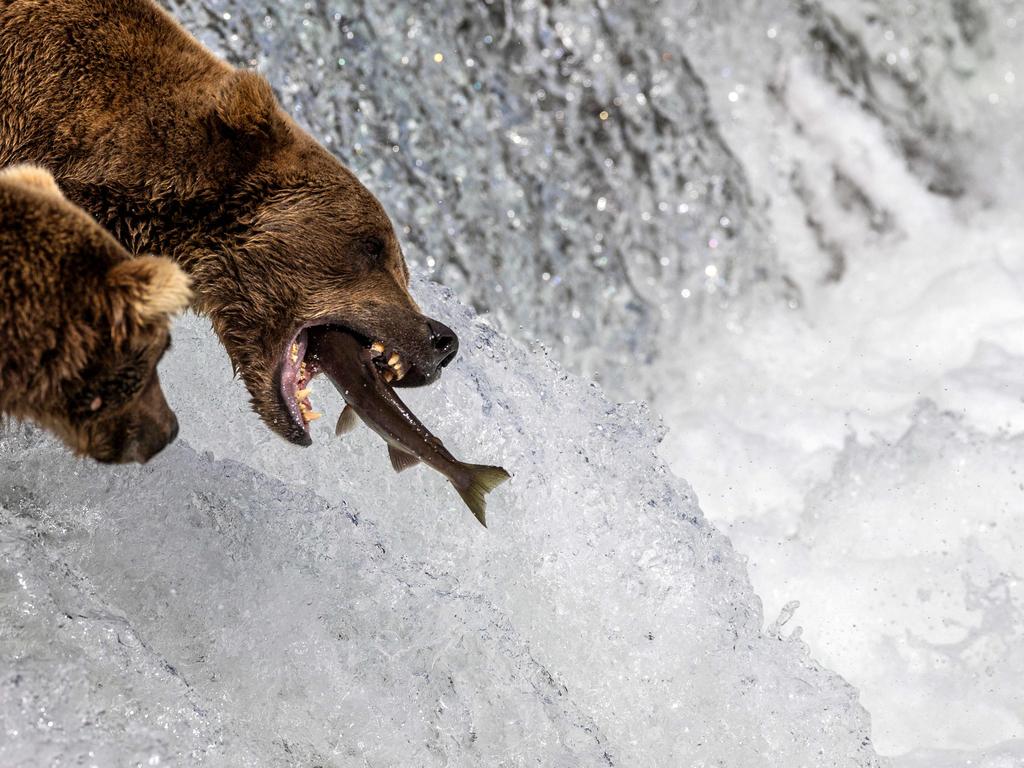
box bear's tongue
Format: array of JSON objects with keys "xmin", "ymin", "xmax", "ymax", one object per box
[{"xmin": 284, "ymin": 333, "xmax": 322, "ymax": 425}]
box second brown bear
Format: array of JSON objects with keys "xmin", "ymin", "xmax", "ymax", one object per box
[{"xmin": 0, "ymin": 165, "xmax": 191, "ymax": 463}]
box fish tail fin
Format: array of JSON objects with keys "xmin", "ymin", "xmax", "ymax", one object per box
[{"xmin": 456, "ymin": 465, "xmax": 511, "ymax": 527}]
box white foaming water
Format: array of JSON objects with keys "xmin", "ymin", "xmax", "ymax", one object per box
[
  {"xmin": 655, "ymin": 6, "xmax": 1024, "ymax": 764},
  {"xmin": 1, "ymin": 282, "xmax": 882, "ymax": 765}
]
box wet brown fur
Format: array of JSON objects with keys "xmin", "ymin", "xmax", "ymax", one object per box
[
  {"xmin": 0, "ymin": 0, "xmax": 448, "ymax": 445},
  {"xmin": 0, "ymin": 164, "xmax": 191, "ymax": 462}
]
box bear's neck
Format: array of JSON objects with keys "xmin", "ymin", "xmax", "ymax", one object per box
[{"xmin": 52, "ymin": 177, "xmax": 254, "ymax": 273}]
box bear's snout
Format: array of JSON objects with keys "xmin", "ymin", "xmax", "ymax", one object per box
[
  {"xmin": 426, "ymin": 318, "xmax": 459, "ymax": 372},
  {"xmin": 381, "ymin": 314, "xmax": 461, "ymax": 390},
  {"xmin": 121, "ymin": 410, "xmax": 179, "ymax": 464},
  {"xmin": 92, "ymin": 374, "xmax": 181, "ymax": 464}
]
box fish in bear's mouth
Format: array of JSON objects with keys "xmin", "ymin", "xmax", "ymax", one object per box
[
  {"xmin": 275, "ymin": 322, "xmax": 510, "ymax": 525},
  {"xmin": 277, "ymin": 322, "xmax": 436, "ymax": 442}
]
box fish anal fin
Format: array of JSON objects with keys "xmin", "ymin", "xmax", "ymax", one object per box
[
  {"xmin": 455, "ymin": 464, "xmax": 511, "ymax": 527},
  {"xmin": 335, "ymin": 405, "xmax": 359, "ymax": 436},
  {"xmin": 388, "ymin": 445, "xmax": 421, "ymax": 473}
]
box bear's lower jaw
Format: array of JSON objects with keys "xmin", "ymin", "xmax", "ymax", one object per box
[
  {"xmin": 276, "ymin": 323, "xmax": 415, "ymax": 443},
  {"xmin": 280, "ymin": 327, "xmax": 319, "ymax": 433}
]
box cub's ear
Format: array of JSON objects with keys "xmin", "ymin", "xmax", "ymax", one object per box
[
  {"xmin": 211, "ymin": 70, "xmax": 283, "ymax": 143},
  {"xmin": 0, "ymin": 164, "xmax": 64, "ymax": 200},
  {"xmin": 106, "ymin": 256, "xmax": 192, "ymax": 341}
]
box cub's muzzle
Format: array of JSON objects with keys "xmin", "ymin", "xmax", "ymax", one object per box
[{"xmin": 93, "ymin": 375, "xmax": 180, "ymax": 464}]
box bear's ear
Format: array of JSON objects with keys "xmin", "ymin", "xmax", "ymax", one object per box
[
  {"xmin": 0, "ymin": 164, "xmax": 64, "ymax": 200},
  {"xmin": 211, "ymin": 70, "xmax": 283, "ymax": 143},
  {"xmin": 106, "ymin": 256, "xmax": 192, "ymax": 342}
]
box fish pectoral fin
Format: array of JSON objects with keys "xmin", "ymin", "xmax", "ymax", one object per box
[
  {"xmin": 456, "ymin": 464, "xmax": 512, "ymax": 528},
  {"xmin": 388, "ymin": 445, "xmax": 422, "ymax": 473},
  {"xmin": 335, "ymin": 405, "xmax": 360, "ymax": 436}
]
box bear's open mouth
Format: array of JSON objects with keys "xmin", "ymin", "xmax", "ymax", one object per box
[{"xmin": 277, "ymin": 323, "xmax": 414, "ymax": 444}]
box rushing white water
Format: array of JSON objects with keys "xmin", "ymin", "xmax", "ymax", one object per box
[
  {"xmin": 3, "ymin": 0, "xmax": 1024, "ymax": 764},
  {"xmin": 652, "ymin": 0, "xmax": 1024, "ymax": 763}
]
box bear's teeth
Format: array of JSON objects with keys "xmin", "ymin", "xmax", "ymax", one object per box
[
  {"xmin": 370, "ymin": 341, "xmax": 385, "ymax": 355},
  {"xmin": 290, "ymin": 342, "xmax": 299, "ymax": 364},
  {"xmin": 383, "ymin": 370, "xmax": 395, "ymax": 383},
  {"xmin": 296, "ymin": 388, "xmax": 312, "ymax": 400},
  {"xmin": 393, "ymin": 363, "xmax": 406, "ymax": 381},
  {"xmin": 388, "ymin": 353, "xmax": 400, "ymax": 366},
  {"xmin": 303, "ymin": 411, "xmax": 323, "ymax": 422}
]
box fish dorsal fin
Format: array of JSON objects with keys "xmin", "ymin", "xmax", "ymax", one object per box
[
  {"xmin": 335, "ymin": 405, "xmax": 359, "ymax": 436},
  {"xmin": 388, "ymin": 445, "xmax": 421, "ymax": 473}
]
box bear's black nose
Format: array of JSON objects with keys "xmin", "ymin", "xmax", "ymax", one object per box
[{"xmin": 426, "ymin": 318, "xmax": 459, "ymax": 369}]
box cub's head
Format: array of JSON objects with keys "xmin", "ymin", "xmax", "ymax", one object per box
[
  {"xmin": 0, "ymin": 166, "xmax": 192, "ymax": 463},
  {"xmin": 193, "ymin": 72, "xmax": 459, "ymax": 445},
  {"xmin": 56, "ymin": 255, "xmax": 192, "ymax": 463}
]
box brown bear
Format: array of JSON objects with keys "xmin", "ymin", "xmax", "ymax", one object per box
[
  {"xmin": 0, "ymin": 0, "xmax": 460, "ymax": 447},
  {"xmin": 0, "ymin": 164, "xmax": 191, "ymax": 463}
]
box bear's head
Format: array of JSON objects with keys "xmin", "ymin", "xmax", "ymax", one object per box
[
  {"xmin": 55, "ymin": 255, "xmax": 193, "ymax": 463},
  {"xmin": 0, "ymin": 166, "xmax": 192, "ymax": 463},
  {"xmin": 188, "ymin": 72, "xmax": 460, "ymax": 445}
]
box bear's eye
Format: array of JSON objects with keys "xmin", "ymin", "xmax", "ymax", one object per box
[
  {"xmin": 364, "ymin": 237, "xmax": 386, "ymax": 262},
  {"xmin": 89, "ymin": 396, "xmax": 104, "ymax": 412}
]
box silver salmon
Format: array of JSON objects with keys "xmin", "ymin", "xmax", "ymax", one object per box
[{"xmin": 311, "ymin": 327, "xmax": 509, "ymax": 526}]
